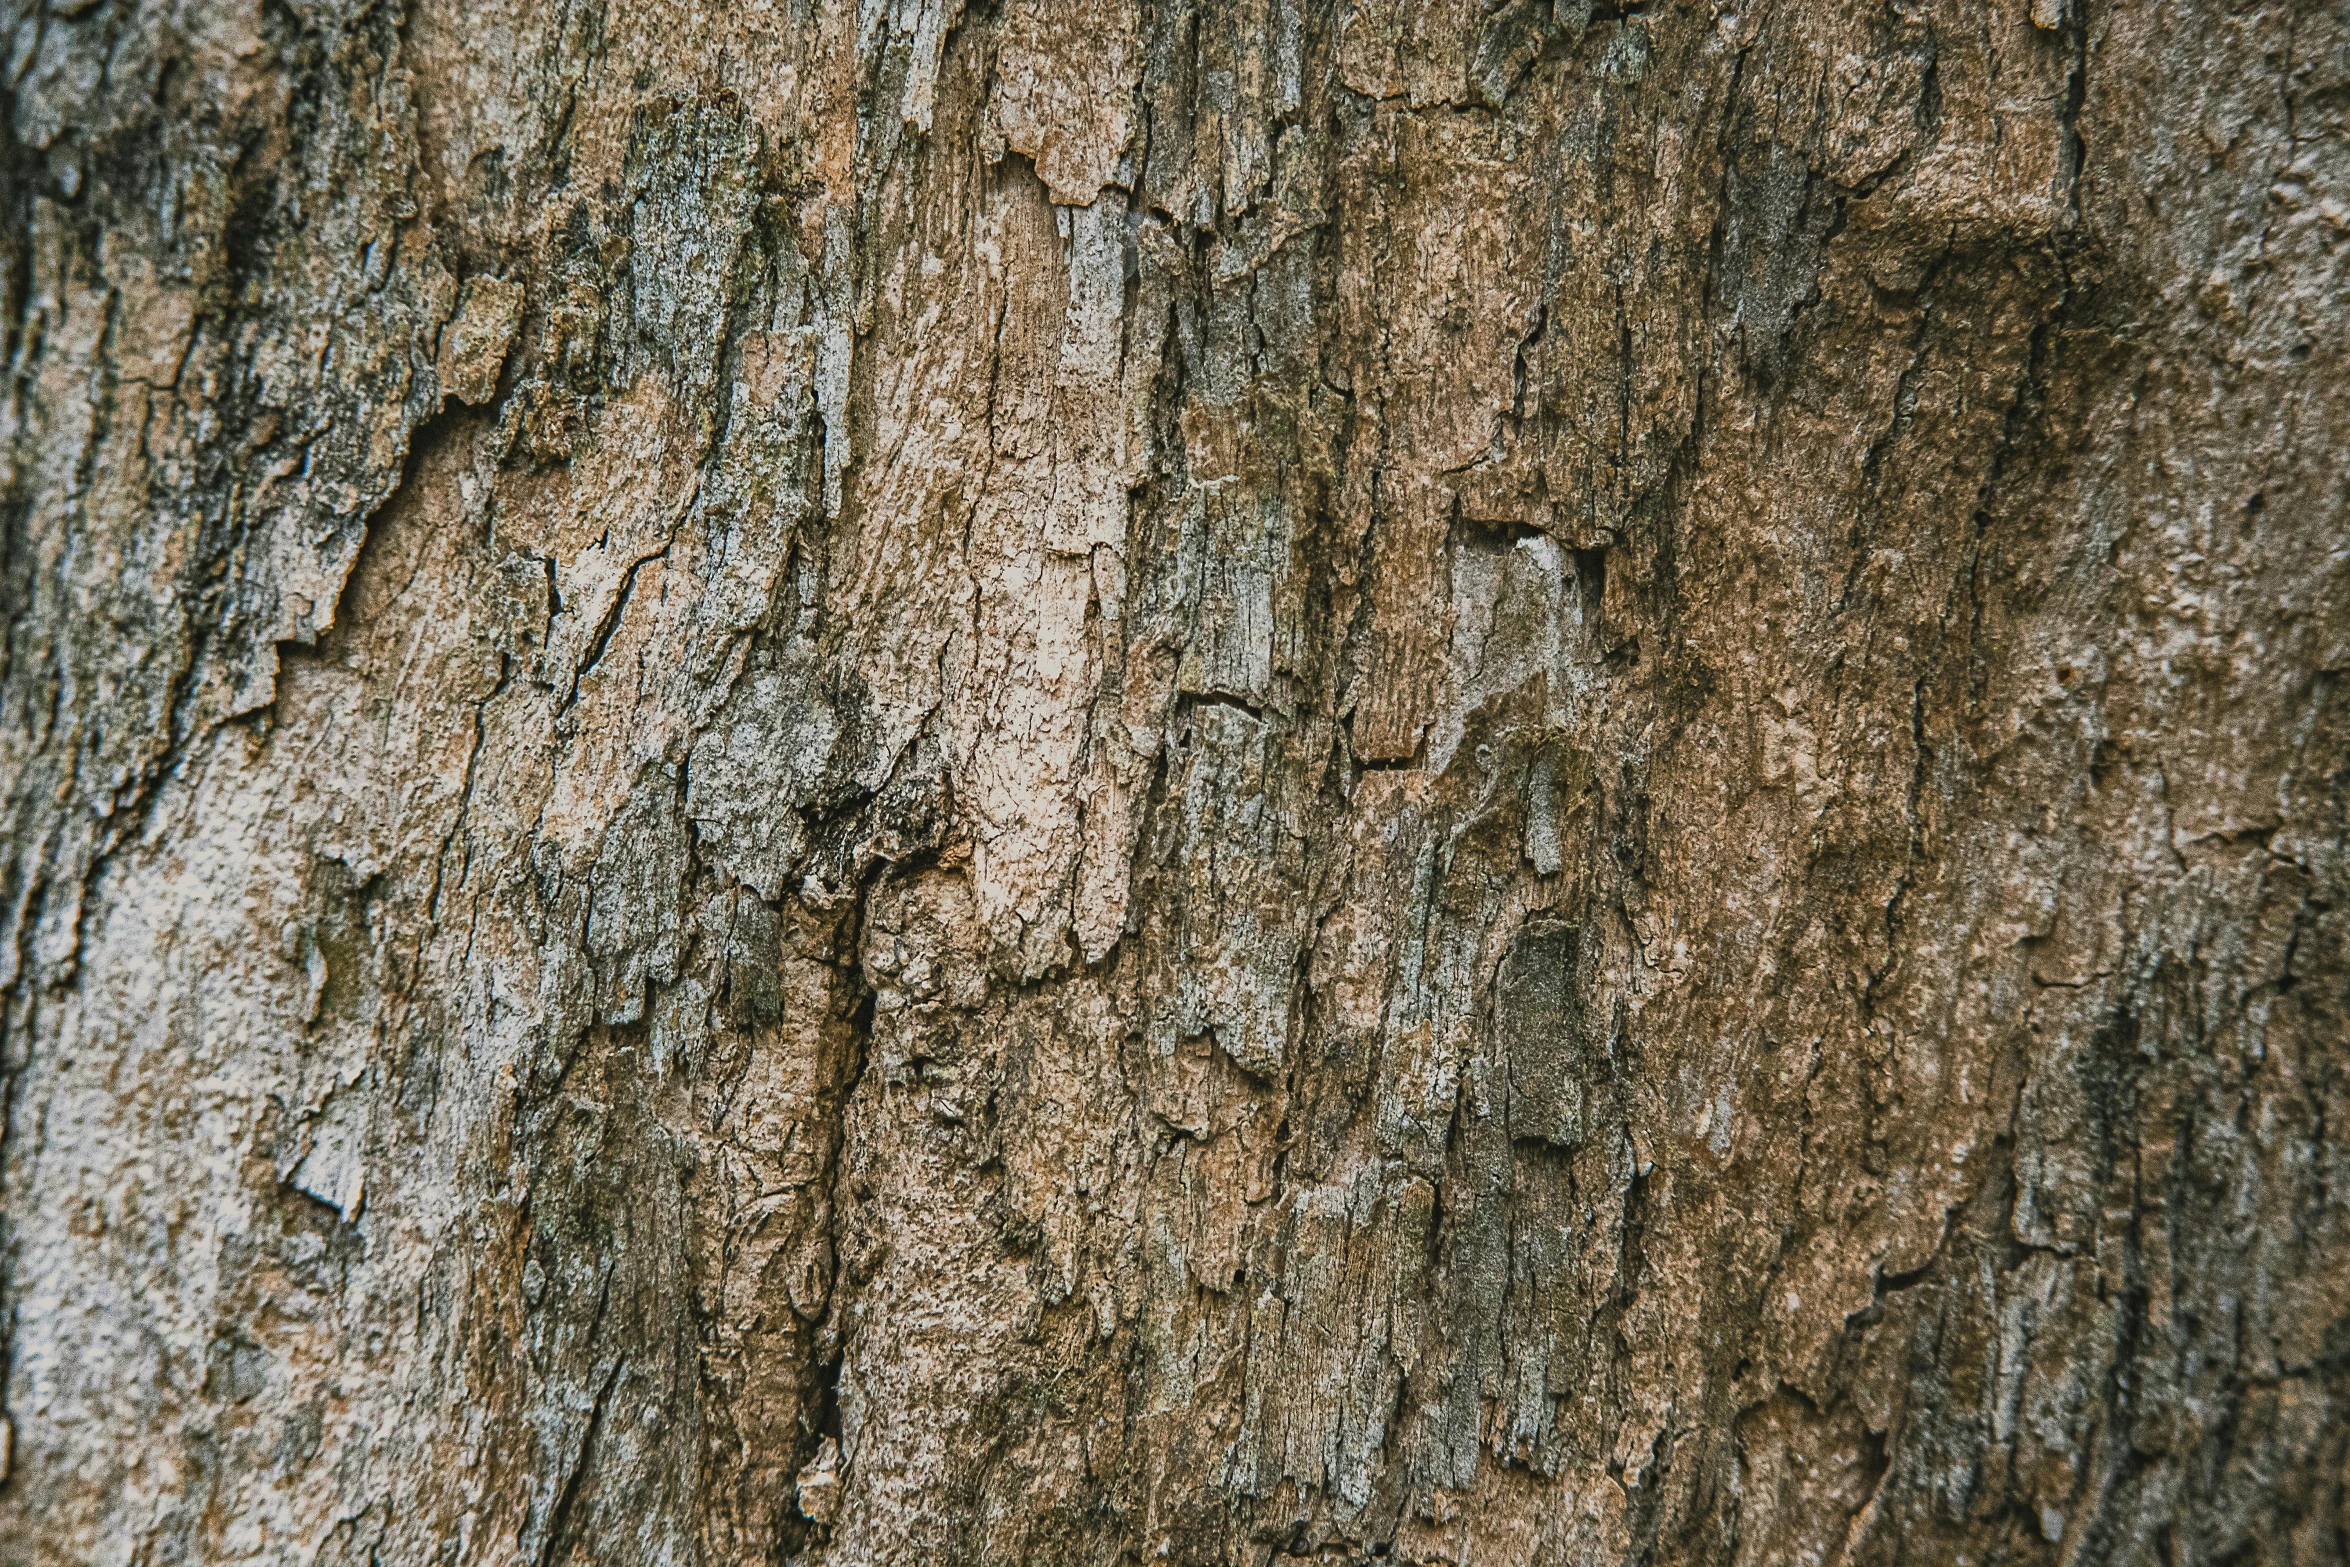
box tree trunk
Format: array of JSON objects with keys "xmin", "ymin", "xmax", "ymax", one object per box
[{"xmin": 0, "ymin": 0, "xmax": 2344, "ymax": 1562}]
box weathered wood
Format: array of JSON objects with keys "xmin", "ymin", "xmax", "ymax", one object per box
[{"xmin": 0, "ymin": 0, "xmax": 2344, "ymax": 1562}]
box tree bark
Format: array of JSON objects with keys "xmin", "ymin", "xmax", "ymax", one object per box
[{"xmin": 0, "ymin": 0, "xmax": 2344, "ymax": 1562}]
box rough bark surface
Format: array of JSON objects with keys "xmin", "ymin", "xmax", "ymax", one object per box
[{"xmin": 0, "ymin": 0, "xmax": 2344, "ymax": 1563}]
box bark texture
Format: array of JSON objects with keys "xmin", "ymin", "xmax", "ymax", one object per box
[{"xmin": 0, "ymin": 0, "xmax": 2345, "ymax": 1563}]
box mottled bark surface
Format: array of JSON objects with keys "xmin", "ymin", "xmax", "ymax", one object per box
[{"xmin": 0, "ymin": 0, "xmax": 2344, "ymax": 1562}]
